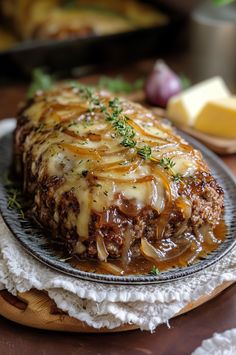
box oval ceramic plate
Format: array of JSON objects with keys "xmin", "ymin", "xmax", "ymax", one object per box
[{"xmin": 0, "ymin": 131, "xmax": 235, "ymax": 285}]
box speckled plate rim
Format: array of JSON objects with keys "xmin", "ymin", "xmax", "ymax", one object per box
[{"xmin": 0, "ymin": 129, "xmax": 235, "ymax": 285}]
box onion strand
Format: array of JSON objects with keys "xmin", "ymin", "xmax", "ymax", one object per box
[{"xmin": 96, "ymin": 233, "xmax": 109, "ymax": 262}]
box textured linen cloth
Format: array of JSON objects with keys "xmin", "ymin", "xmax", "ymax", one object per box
[
  {"xmin": 192, "ymin": 328, "xmax": 236, "ymax": 355},
  {"xmin": 0, "ymin": 120, "xmax": 235, "ymax": 331}
]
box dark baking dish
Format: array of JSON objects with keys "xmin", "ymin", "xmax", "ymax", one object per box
[{"xmin": 0, "ymin": 1, "xmax": 184, "ymax": 78}]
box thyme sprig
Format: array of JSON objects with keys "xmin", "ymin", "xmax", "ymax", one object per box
[
  {"xmin": 159, "ymin": 157, "xmax": 176, "ymax": 179},
  {"xmin": 71, "ymin": 83, "xmax": 137, "ymax": 148},
  {"xmin": 7, "ymin": 190, "xmax": 24, "ymax": 218},
  {"xmin": 159, "ymin": 157, "xmax": 175, "ymax": 171},
  {"xmin": 106, "ymin": 98, "xmax": 136, "ymax": 148},
  {"xmin": 4, "ymin": 173, "xmax": 25, "ymax": 219},
  {"xmin": 173, "ymin": 173, "xmax": 182, "ymax": 183},
  {"xmin": 149, "ymin": 265, "xmax": 159, "ymax": 275},
  {"xmin": 137, "ymin": 145, "xmax": 152, "ymax": 160},
  {"xmin": 69, "ymin": 82, "xmax": 182, "ymax": 182},
  {"xmin": 159, "ymin": 157, "xmax": 183, "ymax": 182}
]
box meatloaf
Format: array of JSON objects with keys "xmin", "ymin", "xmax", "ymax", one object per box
[{"xmin": 14, "ymin": 83, "xmax": 224, "ymax": 270}]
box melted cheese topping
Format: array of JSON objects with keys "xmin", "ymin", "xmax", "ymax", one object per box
[{"xmin": 20, "ymin": 85, "xmax": 208, "ymax": 239}]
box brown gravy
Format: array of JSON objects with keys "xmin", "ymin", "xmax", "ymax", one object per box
[{"xmin": 69, "ymin": 220, "xmax": 227, "ymax": 276}]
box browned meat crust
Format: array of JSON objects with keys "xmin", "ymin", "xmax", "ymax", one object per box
[{"xmin": 14, "ymin": 86, "xmax": 224, "ymax": 264}]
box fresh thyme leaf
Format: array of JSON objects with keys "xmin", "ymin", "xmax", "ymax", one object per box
[
  {"xmin": 149, "ymin": 265, "xmax": 159, "ymax": 275},
  {"xmin": 69, "ymin": 81, "xmax": 95, "ymax": 100},
  {"xmin": 6, "ymin": 187, "xmax": 25, "ymax": 219},
  {"xmin": 104, "ymin": 97, "xmax": 136, "ymax": 148},
  {"xmin": 98, "ymin": 76, "xmax": 144, "ymax": 93},
  {"xmin": 121, "ymin": 137, "xmax": 136, "ymax": 148},
  {"xmin": 109, "ymin": 97, "xmax": 121, "ymax": 109},
  {"xmin": 173, "ymin": 173, "xmax": 182, "ymax": 183},
  {"xmin": 159, "ymin": 157, "xmax": 175, "ymax": 170},
  {"xmin": 89, "ymin": 94, "xmax": 101, "ymax": 111},
  {"xmin": 27, "ymin": 68, "xmax": 54, "ymax": 99},
  {"xmin": 137, "ymin": 145, "xmax": 152, "ymax": 160},
  {"xmin": 68, "ymin": 83, "xmax": 137, "ymax": 149},
  {"xmin": 112, "ymin": 119, "xmax": 127, "ymax": 135}
]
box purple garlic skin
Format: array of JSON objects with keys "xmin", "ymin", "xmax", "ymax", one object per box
[{"xmin": 145, "ymin": 60, "xmax": 182, "ymax": 107}]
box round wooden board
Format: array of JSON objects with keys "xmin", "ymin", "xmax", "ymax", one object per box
[{"xmin": 0, "ymin": 281, "xmax": 234, "ymax": 333}]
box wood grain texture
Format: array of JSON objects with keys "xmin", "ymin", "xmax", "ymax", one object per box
[{"xmin": 0, "ymin": 281, "xmax": 234, "ymax": 333}]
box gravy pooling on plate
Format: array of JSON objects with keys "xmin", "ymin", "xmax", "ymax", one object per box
[{"xmin": 14, "ymin": 83, "xmax": 225, "ymax": 275}]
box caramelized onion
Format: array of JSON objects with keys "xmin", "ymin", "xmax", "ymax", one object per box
[
  {"xmin": 88, "ymin": 133, "xmax": 102, "ymax": 142},
  {"xmin": 98, "ymin": 158, "xmax": 142, "ymax": 174},
  {"xmin": 149, "ymin": 179, "xmax": 165, "ymax": 214},
  {"xmin": 100, "ymin": 261, "xmax": 124, "ymax": 276},
  {"xmin": 176, "ymin": 197, "xmax": 192, "ymax": 219},
  {"xmin": 63, "ymin": 129, "xmax": 85, "ymax": 139},
  {"xmin": 141, "ymin": 237, "xmax": 193, "ymax": 263},
  {"xmin": 187, "ymin": 240, "xmax": 202, "ymax": 264},
  {"xmin": 140, "ymin": 238, "xmax": 165, "ymax": 263},
  {"xmin": 173, "ymin": 222, "xmax": 188, "ymax": 237},
  {"xmin": 96, "ymin": 234, "xmax": 109, "ymax": 262},
  {"xmin": 117, "ymin": 196, "xmax": 142, "ymax": 217},
  {"xmin": 152, "ymin": 165, "xmax": 171, "ymax": 195},
  {"xmin": 95, "ymin": 175, "xmax": 155, "ymax": 184},
  {"xmin": 50, "ymin": 102, "xmax": 88, "ymax": 111},
  {"xmin": 151, "ymin": 118, "xmax": 196, "ymax": 155},
  {"xmin": 109, "ymin": 159, "xmax": 142, "ymax": 174},
  {"xmin": 151, "ymin": 165, "xmax": 172, "ymax": 239},
  {"xmin": 170, "ymin": 198, "xmax": 192, "ymax": 238},
  {"xmin": 102, "ymin": 147, "xmax": 127, "ymax": 156},
  {"xmin": 121, "ymin": 229, "xmax": 133, "ymax": 267},
  {"xmin": 96, "ymin": 160, "xmax": 124, "ymax": 171},
  {"xmin": 60, "ymin": 142, "xmax": 101, "ymax": 159},
  {"xmin": 199, "ymin": 225, "xmax": 221, "ymax": 245},
  {"xmin": 63, "ymin": 129, "xmax": 102, "ymax": 142},
  {"xmin": 128, "ymin": 119, "xmax": 167, "ymax": 142},
  {"xmin": 39, "ymin": 107, "xmax": 61, "ymax": 123}
]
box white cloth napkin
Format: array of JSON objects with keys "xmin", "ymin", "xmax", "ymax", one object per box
[
  {"xmin": 0, "ymin": 119, "xmax": 235, "ymax": 331},
  {"xmin": 192, "ymin": 328, "xmax": 236, "ymax": 355}
]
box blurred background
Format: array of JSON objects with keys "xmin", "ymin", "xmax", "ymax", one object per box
[{"xmin": 0, "ymin": 0, "xmax": 234, "ymax": 86}]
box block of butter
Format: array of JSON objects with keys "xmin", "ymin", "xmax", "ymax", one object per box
[
  {"xmin": 194, "ymin": 97, "xmax": 236, "ymax": 138},
  {"xmin": 167, "ymin": 77, "xmax": 230, "ymax": 126}
]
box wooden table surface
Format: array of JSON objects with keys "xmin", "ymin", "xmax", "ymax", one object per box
[{"xmin": 0, "ymin": 55, "xmax": 235, "ymax": 355}]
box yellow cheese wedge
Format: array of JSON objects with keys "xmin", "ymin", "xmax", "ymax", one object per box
[
  {"xmin": 167, "ymin": 77, "xmax": 230, "ymax": 126},
  {"xmin": 194, "ymin": 97, "xmax": 236, "ymax": 138}
]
